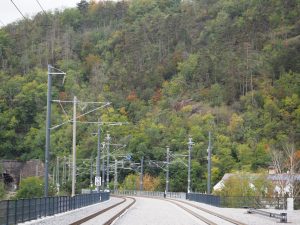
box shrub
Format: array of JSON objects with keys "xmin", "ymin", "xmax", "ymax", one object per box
[{"xmin": 15, "ymin": 177, "xmax": 43, "ymax": 199}]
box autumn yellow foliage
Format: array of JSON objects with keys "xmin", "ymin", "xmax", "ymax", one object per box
[{"xmin": 143, "ymin": 174, "xmax": 161, "ymax": 191}]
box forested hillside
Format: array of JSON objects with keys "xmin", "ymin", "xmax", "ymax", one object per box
[{"xmin": 0, "ymin": 0, "xmax": 299, "ymax": 193}]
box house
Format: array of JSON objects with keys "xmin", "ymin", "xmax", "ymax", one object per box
[
  {"xmin": 267, "ymin": 173, "xmax": 300, "ymax": 196},
  {"xmin": 213, "ymin": 172, "xmax": 300, "ymax": 197},
  {"xmin": 213, "ymin": 173, "xmax": 234, "ymax": 191}
]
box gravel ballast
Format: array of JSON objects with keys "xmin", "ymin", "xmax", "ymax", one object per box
[{"xmin": 19, "ymin": 197, "xmax": 121, "ymax": 225}]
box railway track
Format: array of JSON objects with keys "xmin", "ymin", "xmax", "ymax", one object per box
[
  {"xmin": 70, "ymin": 195, "xmax": 245, "ymax": 225},
  {"xmin": 70, "ymin": 196, "xmax": 136, "ymax": 225},
  {"xmin": 164, "ymin": 198, "xmax": 247, "ymax": 225},
  {"xmin": 114, "ymin": 195, "xmax": 246, "ymax": 225}
]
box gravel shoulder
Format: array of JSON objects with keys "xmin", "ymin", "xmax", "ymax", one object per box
[
  {"xmin": 178, "ymin": 198, "xmax": 300, "ymax": 225},
  {"xmin": 20, "ymin": 197, "xmax": 122, "ymax": 225}
]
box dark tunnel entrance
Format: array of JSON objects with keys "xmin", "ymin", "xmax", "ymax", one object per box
[{"xmin": 1, "ymin": 172, "xmax": 15, "ymax": 190}]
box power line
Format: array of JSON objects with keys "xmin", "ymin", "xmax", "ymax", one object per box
[
  {"xmin": 10, "ymin": 0, "xmax": 26, "ymax": 20},
  {"xmin": 35, "ymin": 0, "xmax": 47, "ymax": 15},
  {"xmin": 34, "ymin": 0, "xmax": 52, "ymax": 28},
  {"xmin": 0, "ymin": 19, "xmax": 5, "ymax": 26}
]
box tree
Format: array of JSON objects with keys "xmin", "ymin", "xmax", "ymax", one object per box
[
  {"xmin": 0, "ymin": 0, "xmax": 299, "ymax": 196},
  {"xmin": 121, "ymin": 174, "xmax": 139, "ymax": 190},
  {"xmin": 77, "ymin": 0, "xmax": 89, "ymax": 14},
  {"xmin": 270, "ymin": 142, "xmax": 300, "ymax": 197},
  {"xmin": 209, "ymin": 83, "xmax": 224, "ymax": 107},
  {"xmin": 215, "ymin": 173, "xmax": 255, "ymax": 197},
  {"xmin": 215, "ymin": 172, "xmax": 273, "ymax": 197},
  {"xmin": 143, "ymin": 173, "xmax": 161, "ymax": 191}
]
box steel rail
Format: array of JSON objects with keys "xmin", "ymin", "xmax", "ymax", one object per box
[
  {"xmin": 70, "ymin": 196, "xmax": 129, "ymax": 225},
  {"xmin": 116, "ymin": 194, "xmax": 245, "ymax": 225},
  {"xmin": 165, "ymin": 199, "xmax": 218, "ymax": 225},
  {"xmin": 166, "ymin": 198, "xmax": 246, "ymax": 225},
  {"xmin": 103, "ymin": 196, "xmax": 136, "ymax": 225}
]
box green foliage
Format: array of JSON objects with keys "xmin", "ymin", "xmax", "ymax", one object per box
[
  {"xmin": 214, "ymin": 172, "xmax": 274, "ymax": 197},
  {"xmin": 0, "ymin": 182, "xmax": 5, "ymax": 200},
  {"xmin": 169, "ymin": 162, "xmax": 187, "ymax": 192},
  {"xmin": 60, "ymin": 8, "xmax": 82, "ymax": 30},
  {"xmin": 15, "ymin": 177, "xmax": 44, "ymax": 199},
  {"xmin": 177, "ymin": 54, "xmax": 199, "ymax": 83},
  {"xmin": 209, "ymin": 84, "xmax": 224, "ymax": 107},
  {"xmin": 0, "ymin": 0, "xmax": 299, "ymax": 193},
  {"xmin": 120, "ymin": 174, "xmax": 139, "ymax": 190}
]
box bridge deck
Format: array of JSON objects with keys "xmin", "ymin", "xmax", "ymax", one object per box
[{"xmin": 18, "ymin": 197, "xmax": 300, "ymax": 225}]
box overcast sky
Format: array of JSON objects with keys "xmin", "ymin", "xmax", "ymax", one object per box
[{"xmin": 0, "ymin": 0, "xmax": 81, "ymax": 26}]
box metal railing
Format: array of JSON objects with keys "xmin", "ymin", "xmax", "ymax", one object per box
[
  {"xmin": 186, "ymin": 193, "xmax": 288, "ymax": 209},
  {"xmin": 187, "ymin": 193, "xmax": 221, "ymax": 207},
  {"xmin": 113, "ymin": 190, "xmax": 186, "ymax": 199},
  {"xmin": 220, "ymin": 196, "xmax": 287, "ymax": 209},
  {"xmin": 0, "ymin": 192, "xmax": 109, "ymax": 225},
  {"xmin": 294, "ymin": 197, "xmax": 300, "ymax": 210},
  {"xmin": 247, "ymin": 208, "xmax": 287, "ymax": 223}
]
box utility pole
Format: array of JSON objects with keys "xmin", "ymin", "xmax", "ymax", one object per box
[
  {"xmin": 96, "ymin": 120, "xmax": 101, "ymax": 192},
  {"xmin": 188, "ymin": 137, "xmax": 193, "ymax": 193},
  {"xmin": 44, "ymin": 65, "xmax": 52, "ymax": 197},
  {"xmin": 51, "ymin": 100, "xmax": 110, "ymax": 193},
  {"xmin": 207, "ymin": 131, "xmax": 212, "ymax": 194},
  {"xmin": 44, "ymin": 65, "xmax": 66, "ymax": 197},
  {"xmin": 52, "ymin": 166, "xmax": 55, "ymax": 185},
  {"xmin": 92, "ymin": 121, "xmax": 126, "ymax": 191},
  {"xmin": 71, "ymin": 96, "xmax": 77, "ymax": 197},
  {"xmin": 62, "ymin": 156, "xmax": 66, "ymax": 185},
  {"xmin": 114, "ymin": 159, "xmax": 118, "ymax": 191},
  {"xmin": 68, "ymin": 156, "xmax": 71, "ymax": 181},
  {"xmin": 106, "ymin": 133, "xmax": 111, "ymax": 190},
  {"xmin": 166, "ymin": 147, "xmax": 170, "ymax": 193},
  {"xmin": 90, "ymin": 157, "xmax": 93, "ymax": 188},
  {"xmin": 56, "ymin": 157, "xmax": 60, "ymax": 193},
  {"xmin": 102, "ymin": 146, "xmax": 105, "ymax": 191},
  {"xmin": 140, "ymin": 156, "xmax": 144, "ymax": 192}
]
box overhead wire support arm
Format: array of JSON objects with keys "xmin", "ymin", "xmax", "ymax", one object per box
[
  {"xmin": 50, "ymin": 102, "xmax": 111, "ymax": 130},
  {"xmin": 52, "ymin": 100, "xmax": 109, "ymax": 104},
  {"xmin": 58, "ymin": 101, "xmax": 70, "ymax": 120},
  {"xmin": 48, "ymin": 66, "xmax": 66, "ymax": 86},
  {"xmin": 170, "ymin": 158, "xmax": 188, "ymax": 167},
  {"xmin": 48, "ymin": 65, "xmax": 66, "ymax": 73},
  {"xmin": 48, "ymin": 72, "xmax": 66, "ymax": 75},
  {"xmin": 110, "ymin": 143, "xmax": 126, "ymax": 147},
  {"xmin": 148, "ymin": 160, "xmax": 167, "ymax": 171},
  {"xmin": 171, "ymin": 154, "xmax": 188, "ymax": 157},
  {"xmin": 77, "ymin": 121, "xmax": 126, "ymax": 125}
]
